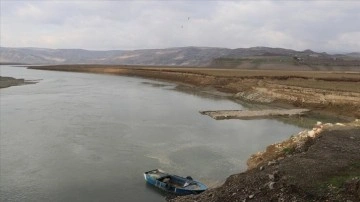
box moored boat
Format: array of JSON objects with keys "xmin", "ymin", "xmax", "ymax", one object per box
[{"xmin": 144, "ymin": 169, "xmax": 207, "ymax": 195}]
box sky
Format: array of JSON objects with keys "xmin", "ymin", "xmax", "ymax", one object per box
[{"xmin": 1, "ymin": 0, "xmax": 359, "ymax": 53}]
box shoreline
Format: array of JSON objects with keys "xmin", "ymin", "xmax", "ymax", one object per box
[
  {"xmin": 199, "ymin": 108, "xmax": 309, "ymax": 120},
  {"xmin": 28, "ymin": 65, "xmax": 360, "ymax": 119},
  {"xmin": 170, "ymin": 120, "xmax": 360, "ymax": 201},
  {"xmin": 0, "ymin": 76, "xmax": 36, "ymax": 89},
  {"xmin": 26, "ymin": 65, "xmax": 360, "ymax": 200}
]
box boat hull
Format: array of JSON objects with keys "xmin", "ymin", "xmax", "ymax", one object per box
[{"xmin": 144, "ymin": 169, "xmax": 207, "ymax": 195}]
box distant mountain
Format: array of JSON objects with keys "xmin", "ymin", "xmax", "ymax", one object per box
[
  {"xmin": 345, "ymin": 52, "xmax": 360, "ymax": 58},
  {"xmin": 0, "ymin": 46, "xmax": 357, "ymax": 67}
]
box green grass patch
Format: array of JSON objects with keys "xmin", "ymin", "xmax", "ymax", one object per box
[
  {"xmin": 315, "ymin": 161, "xmax": 360, "ymax": 198},
  {"xmin": 318, "ymin": 161, "xmax": 360, "ymax": 190},
  {"xmin": 282, "ymin": 146, "xmax": 296, "ymax": 155}
]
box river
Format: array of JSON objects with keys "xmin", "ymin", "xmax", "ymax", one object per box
[{"xmin": 0, "ymin": 65, "xmax": 304, "ymax": 201}]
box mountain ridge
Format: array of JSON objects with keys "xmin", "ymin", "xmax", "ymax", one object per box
[{"xmin": 0, "ymin": 46, "xmax": 358, "ymax": 67}]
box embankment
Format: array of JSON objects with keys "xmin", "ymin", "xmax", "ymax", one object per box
[
  {"xmin": 170, "ymin": 120, "xmax": 360, "ymax": 202},
  {"xmin": 29, "ymin": 65, "xmax": 360, "ymax": 118}
]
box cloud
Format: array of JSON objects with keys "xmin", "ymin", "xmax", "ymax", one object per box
[
  {"xmin": 327, "ymin": 32, "xmax": 360, "ymax": 52},
  {"xmin": 0, "ymin": 1, "xmax": 359, "ymax": 52}
]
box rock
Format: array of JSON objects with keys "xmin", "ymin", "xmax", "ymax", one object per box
[
  {"xmin": 268, "ymin": 174, "xmax": 275, "ymax": 181},
  {"xmin": 259, "ymin": 166, "xmax": 265, "ymax": 171},
  {"xmin": 281, "ymin": 176, "xmax": 288, "ymax": 181},
  {"xmin": 248, "ymin": 194, "xmax": 254, "ymax": 199},
  {"xmin": 273, "ymin": 171, "xmax": 279, "ymax": 180},
  {"xmin": 268, "ymin": 182, "xmax": 276, "ymax": 190},
  {"xmin": 277, "ymin": 157, "xmax": 285, "ymax": 161},
  {"xmin": 234, "ymin": 91, "xmax": 274, "ymax": 103},
  {"xmin": 308, "ymin": 130, "xmax": 315, "ymax": 137},
  {"xmin": 268, "ymin": 171, "xmax": 279, "ymax": 182},
  {"xmin": 324, "ymin": 123, "xmax": 333, "ymax": 127},
  {"xmin": 268, "ymin": 160, "xmax": 277, "ymax": 166},
  {"xmin": 314, "ymin": 127, "xmax": 322, "ymax": 134}
]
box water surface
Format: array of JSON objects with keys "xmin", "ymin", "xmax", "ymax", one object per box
[{"xmin": 0, "ymin": 65, "xmax": 304, "ymax": 201}]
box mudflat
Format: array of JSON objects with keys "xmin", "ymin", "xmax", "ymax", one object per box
[{"xmin": 200, "ymin": 108, "xmax": 309, "ymax": 120}]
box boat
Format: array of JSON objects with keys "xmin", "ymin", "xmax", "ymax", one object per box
[{"xmin": 144, "ymin": 169, "xmax": 208, "ymax": 195}]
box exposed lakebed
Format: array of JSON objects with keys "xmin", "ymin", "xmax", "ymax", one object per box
[{"xmin": 1, "ymin": 65, "xmax": 308, "ymax": 201}]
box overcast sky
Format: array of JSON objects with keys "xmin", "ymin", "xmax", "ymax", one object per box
[{"xmin": 1, "ymin": 1, "xmax": 359, "ymax": 52}]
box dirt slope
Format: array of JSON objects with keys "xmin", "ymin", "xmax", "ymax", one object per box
[{"xmin": 170, "ymin": 122, "xmax": 360, "ymax": 202}]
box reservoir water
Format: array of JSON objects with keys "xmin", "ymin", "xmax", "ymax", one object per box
[{"xmin": 0, "ymin": 65, "xmax": 304, "ymax": 201}]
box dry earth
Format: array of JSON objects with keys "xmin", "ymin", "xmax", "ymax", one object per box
[
  {"xmin": 170, "ymin": 121, "xmax": 360, "ymax": 202},
  {"xmin": 200, "ymin": 109, "xmax": 309, "ymax": 120},
  {"xmin": 29, "ymin": 65, "xmax": 360, "ymax": 118}
]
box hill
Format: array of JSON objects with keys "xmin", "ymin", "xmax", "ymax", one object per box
[{"xmin": 1, "ymin": 46, "xmax": 359, "ymax": 69}]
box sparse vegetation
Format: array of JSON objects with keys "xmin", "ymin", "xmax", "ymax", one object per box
[
  {"xmin": 282, "ymin": 146, "xmax": 296, "ymax": 155},
  {"xmin": 325, "ymin": 162, "xmax": 360, "ymax": 188}
]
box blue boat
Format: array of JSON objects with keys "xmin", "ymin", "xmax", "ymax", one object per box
[{"xmin": 144, "ymin": 169, "xmax": 208, "ymax": 195}]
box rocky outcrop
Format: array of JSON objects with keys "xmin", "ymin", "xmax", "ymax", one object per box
[{"xmin": 247, "ymin": 121, "xmax": 332, "ymax": 170}]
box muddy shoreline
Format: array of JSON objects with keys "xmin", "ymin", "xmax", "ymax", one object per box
[
  {"xmin": 170, "ymin": 121, "xmax": 360, "ymax": 202},
  {"xmin": 27, "ymin": 65, "xmax": 360, "ymax": 201},
  {"xmin": 0, "ymin": 76, "xmax": 36, "ymax": 89},
  {"xmin": 28, "ymin": 65, "xmax": 360, "ymax": 118},
  {"xmin": 200, "ymin": 108, "xmax": 309, "ymax": 120}
]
